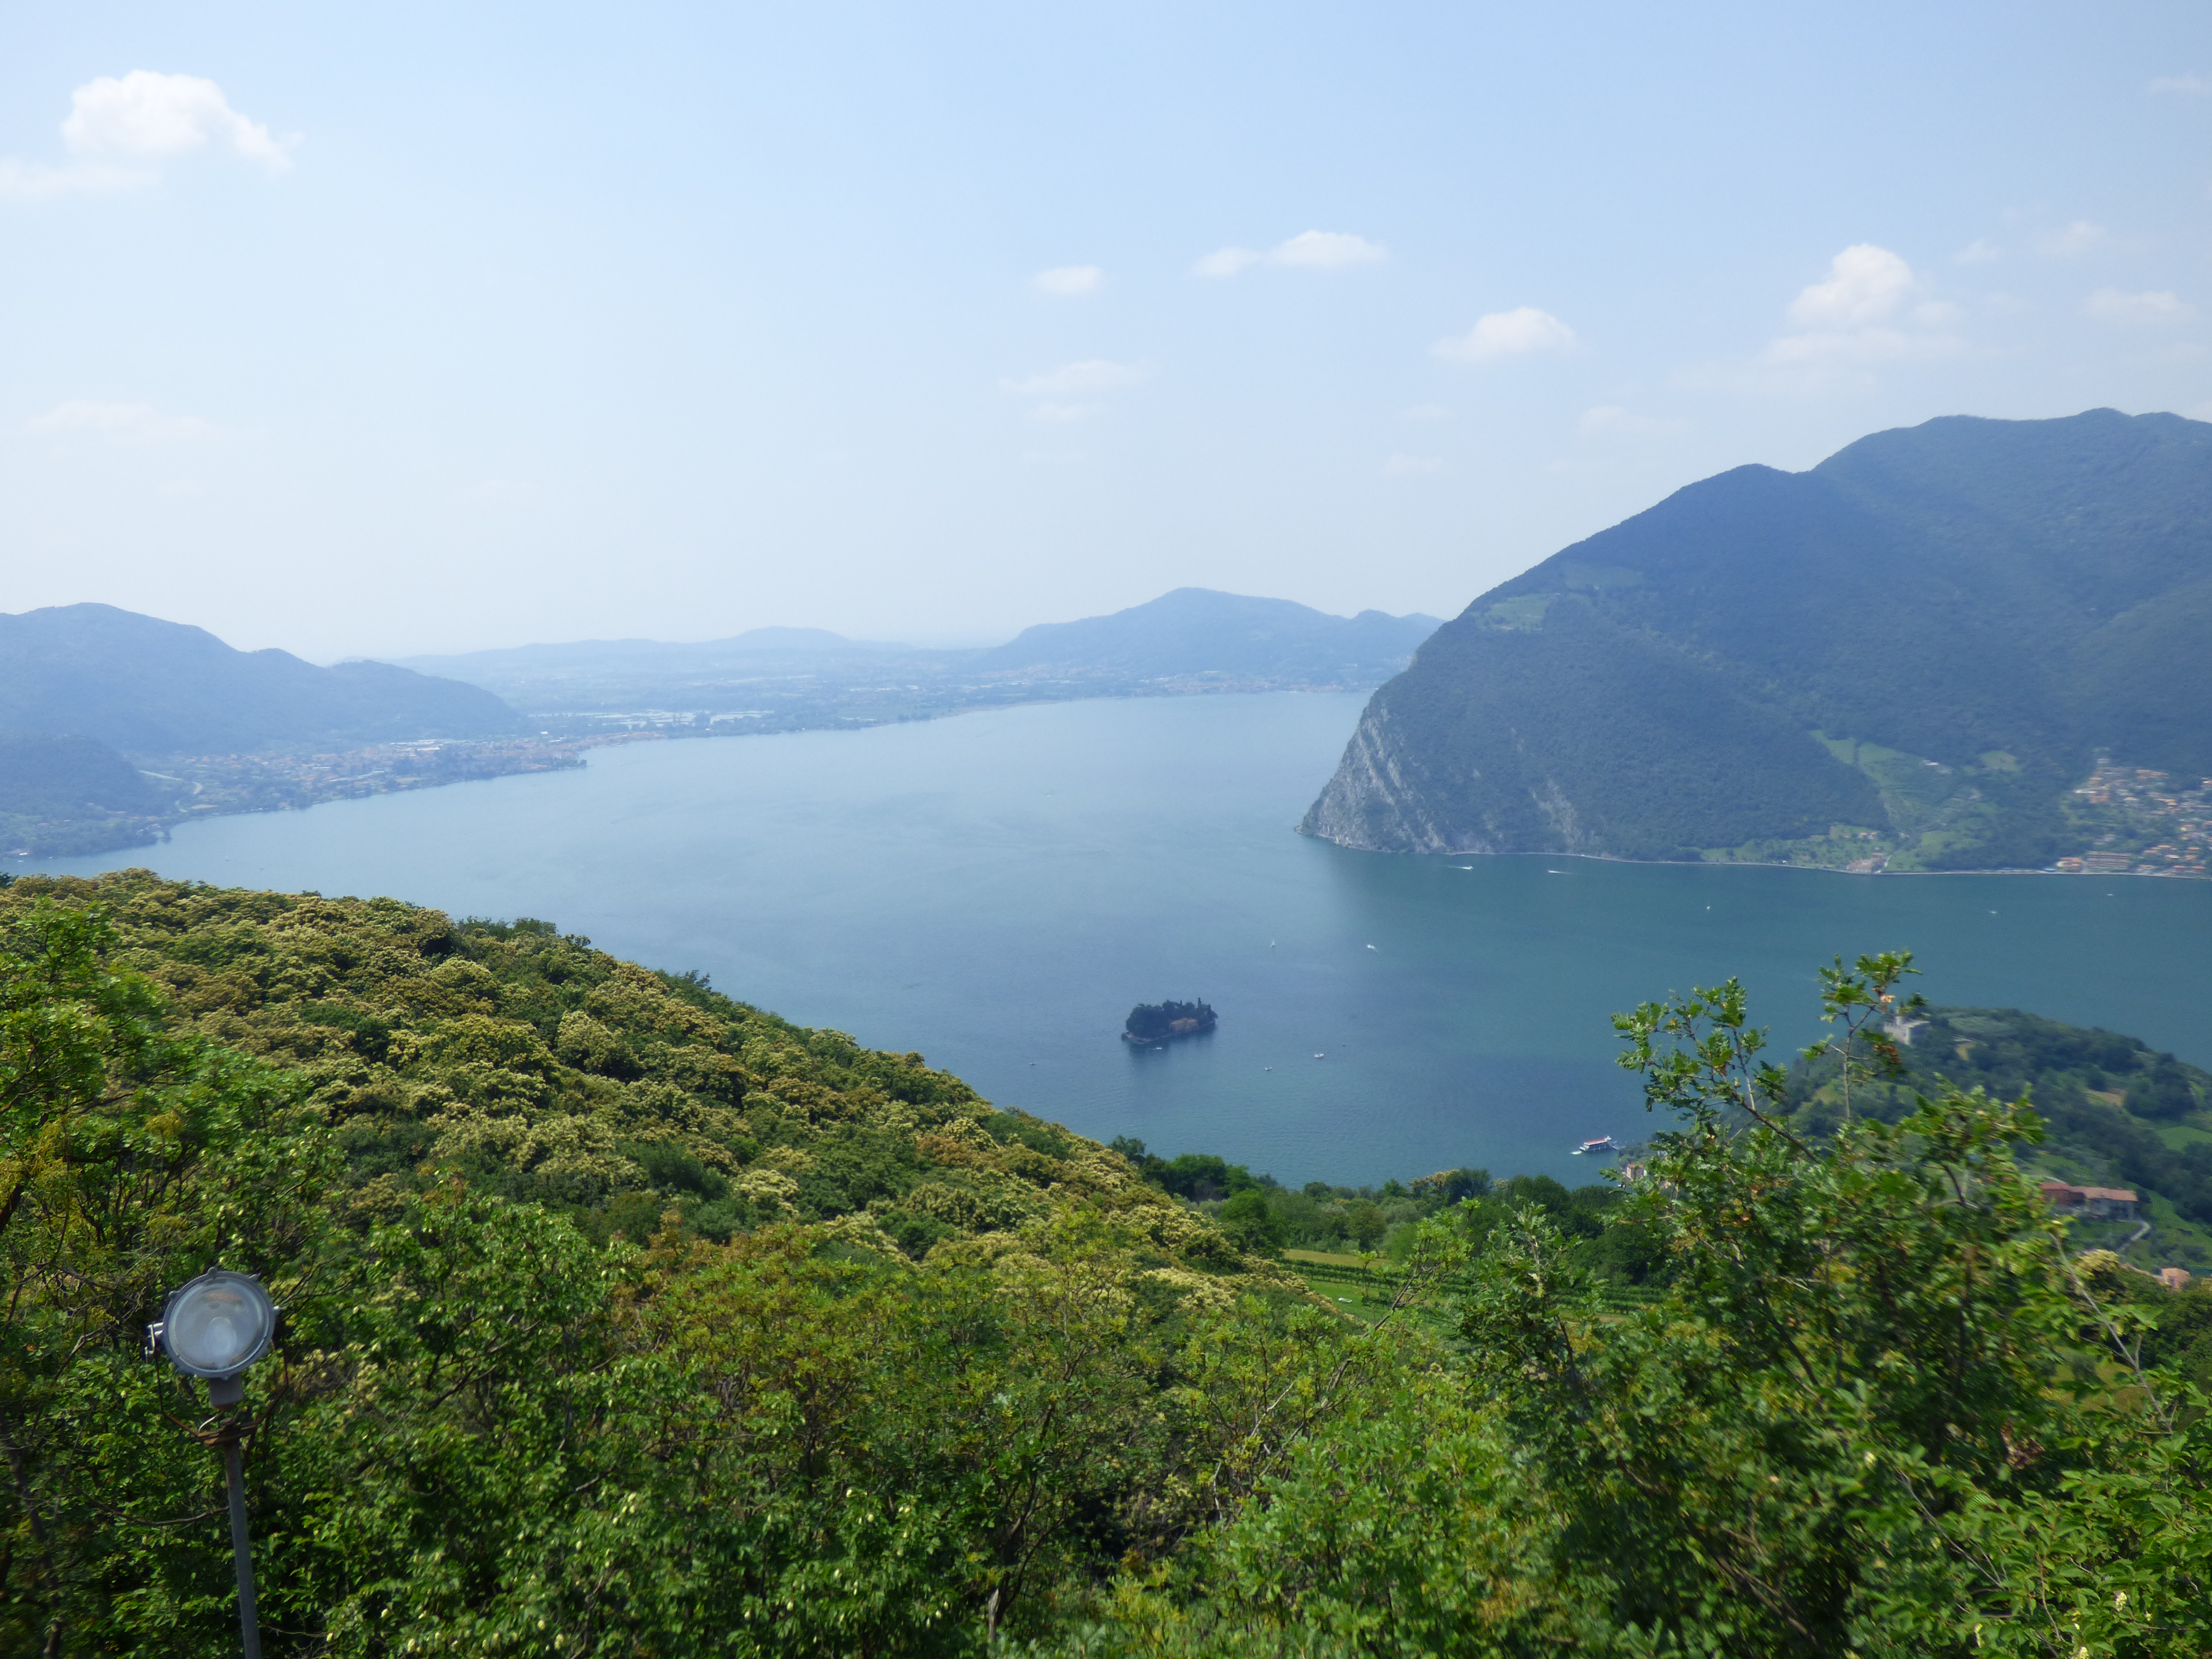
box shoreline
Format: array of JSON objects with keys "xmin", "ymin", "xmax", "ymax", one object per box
[
  {"xmin": 6, "ymin": 687, "xmax": 1382, "ymax": 866},
  {"xmin": 1298, "ymin": 837, "xmax": 2211, "ymax": 882}
]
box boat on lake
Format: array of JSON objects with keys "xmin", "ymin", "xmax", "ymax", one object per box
[{"xmin": 1572, "ymin": 1136, "xmax": 1618, "ymax": 1155}]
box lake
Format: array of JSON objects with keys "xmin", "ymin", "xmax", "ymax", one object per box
[{"xmin": 24, "ymin": 693, "xmax": 2212, "ymax": 1186}]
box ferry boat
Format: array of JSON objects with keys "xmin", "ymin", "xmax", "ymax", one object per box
[{"xmin": 1572, "ymin": 1136, "xmax": 1618, "ymax": 1156}]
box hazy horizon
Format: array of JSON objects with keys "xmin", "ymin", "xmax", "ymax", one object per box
[
  {"xmin": 375, "ymin": 584, "xmax": 1451, "ymax": 665},
  {"xmin": 6, "ymin": 2, "xmax": 2211, "ymax": 661}
]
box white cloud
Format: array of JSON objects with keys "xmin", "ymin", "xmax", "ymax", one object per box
[
  {"xmin": 1432, "ymin": 306, "xmax": 1579, "ymax": 363},
  {"xmin": 1761, "ymin": 245, "xmax": 1962, "ymax": 372},
  {"xmin": 2035, "ymin": 220, "xmax": 2106, "ymax": 257},
  {"xmin": 1954, "ymin": 238, "xmax": 2002, "ymax": 265},
  {"xmin": 2150, "ymin": 73, "xmax": 2210, "ymax": 96},
  {"xmin": 1026, "ymin": 401, "xmax": 1096, "ymax": 423},
  {"xmin": 1270, "ymin": 230, "xmax": 1385, "ymax": 269},
  {"xmin": 999, "ymin": 359, "xmax": 1150, "ymax": 397},
  {"xmin": 1787, "ymin": 244, "xmax": 1914, "ymax": 328},
  {"xmin": 1195, "ymin": 246, "xmax": 1261, "ymax": 278},
  {"xmin": 1382, "ymin": 453, "xmax": 1443, "ymax": 476},
  {"xmin": 1194, "ymin": 229, "xmax": 1385, "ymax": 277},
  {"xmin": 2083, "ymin": 288, "xmax": 2196, "ymax": 324},
  {"xmin": 23, "ymin": 399, "xmax": 219, "ymax": 442},
  {"xmin": 0, "ymin": 72, "xmax": 292, "ymax": 200},
  {"xmin": 1579, "ymin": 404, "xmax": 1683, "ymax": 437},
  {"xmin": 64, "ymin": 72, "xmax": 290, "ymax": 168},
  {"xmin": 1032, "ymin": 265, "xmax": 1104, "ymax": 298}
]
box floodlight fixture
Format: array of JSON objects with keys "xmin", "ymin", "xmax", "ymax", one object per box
[
  {"xmin": 151, "ymin": 1269, "xmax": 277, "ymax": 1393},
  {"xmin": 148, "ymin": 1268, "xmax": 278, "ymax": 1659}
]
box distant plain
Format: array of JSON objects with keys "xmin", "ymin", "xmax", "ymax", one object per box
[{"xmin": 30, "ymin": 693, "xmax": 2212, "ymax": 1186}]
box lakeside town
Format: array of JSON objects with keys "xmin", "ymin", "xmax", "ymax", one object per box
[
  {"xmin": 156, "ymin": 734, "xmax": 590, "ymax": 817},
  {"xmin": 3, "ymin": 736, "xmax": 594, "ymax": 861},
  {"xmin": 2056, "ymin": 760, "xmax": 2212, "ymax": 876}
]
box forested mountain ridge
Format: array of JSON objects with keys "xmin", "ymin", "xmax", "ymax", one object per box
[
  {"xmin": 1305, "ymin": 409, "xmax": 2212, "ymax": 871},
  {"xmin": 5, "ymin": 881, "xmax": 2211, "ymax": 1652},
  {"xmin": 0, "ymin": 602, "xmax": 522, "ymax": 755}
]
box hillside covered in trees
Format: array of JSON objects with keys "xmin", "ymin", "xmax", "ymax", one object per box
[
  {"xmin": 5, "ymin": 878, "xmax": 2210, "ymax": 1655},
  {"xmin": 1786, "ymin": 1002, "xmax": 2212, "ymax": 1263},
  {"xmin": 1306, "ymin": 409, "xmax": 2212, "ymax": 873},
  {"xmin": 0, "ymin": 733, "xmax": 176, "ymax": 858},
  {"xmin": 1123, "ymin": 997, "xmax": 2212, "ymax": 1279},
  {"xmin": 0, "ymin": 604, "xmax": 540, "ymax": 858}
]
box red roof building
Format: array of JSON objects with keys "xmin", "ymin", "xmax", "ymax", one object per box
[{"xmin": 2038, "ymin": 1180, "xmax": 2140, "ymax": 1220}]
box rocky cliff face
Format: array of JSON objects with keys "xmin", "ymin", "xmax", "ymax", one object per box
[
  {"xmin": 1300, "ymin": 698, "xmax": 1521, "ymax": 854},
  {"xmin": 1299, "ymin": 701, "xmax": 1418, "ymax": 850}
]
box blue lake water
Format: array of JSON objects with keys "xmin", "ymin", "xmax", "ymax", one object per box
[{"xmin": 24, "ymin": 693, "xmax": 2212, "ymax": 1186}]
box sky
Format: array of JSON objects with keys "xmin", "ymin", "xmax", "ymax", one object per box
[{"xmin": 3, "ymin": 2, "xmax": 2211, "ymax": 661}]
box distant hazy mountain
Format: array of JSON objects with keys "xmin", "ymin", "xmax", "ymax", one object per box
[
  {"xmin": 392, "ymin": 590, "xmax": 1439, "ymax": 722},
  {"xmin": 396, "ymin": 625, "xmax": 898, "ymax": 682},
  {"xmin": 0, "ymin": 604, "xmax": 522, "ymax": 756},
  {"xmin": 978, "ymin": 588, "xmax": 1441, "ymax": 682},
  {"xmin": 391, "ymin": 627, "xmax": 916, "ymax": 717},
  {"xmin": 1304, "ymin": 409, "xmax": 2212, "ymax": 871}
]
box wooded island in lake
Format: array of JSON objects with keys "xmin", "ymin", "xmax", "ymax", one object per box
[{"xmin": 1123, "ymin": 998, "xmax": 1218, "ymax": 1043}]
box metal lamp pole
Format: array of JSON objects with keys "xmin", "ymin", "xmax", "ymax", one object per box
[
  {"xmin": 212, "ymin": 1390, "xmax": 261, "ymax": 1659},
  {"xmin": 148, "ymin": 1269, "xmax": 279, "ymax": 1659}
]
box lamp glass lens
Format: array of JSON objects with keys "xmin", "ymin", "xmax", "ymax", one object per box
[{"xmin": 167, "ymin": 1279, "xmax": 272, "ymax": 1374}]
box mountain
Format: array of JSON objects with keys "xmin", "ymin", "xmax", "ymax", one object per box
[
  {"xmin": 0, "ymin": 731, "xmax": 179, "ymax": 857},
  {"xmin": 1304, "ymin": 410, "xmax": 2212, "ymax": 870},
  {"xmin": 390, "ymin": 626, "xmax": 907, "ymax": 711},
  {"xmin": 0, "ymin": 733, "xmax": 170, "ymax": 818},
  {"xmin": 387, "ymin": 589, "xmax": 1440, "ymax": 729},
  {"xmin": 977, "ymin": 587, "xmax": 1441, "ymax": 682},
  {"xmin": 0, "ymin": 603, "xmax": 522, "ymax": 755}
]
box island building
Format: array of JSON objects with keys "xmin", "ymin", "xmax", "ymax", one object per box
[
  {"xmin": 2160, "ymin": 1267, "xmax": 2193, "ymax": 1292},
  {"xmin": 2037, "ymin": 1180, "xmax": 2140, "ymax": 1220}
]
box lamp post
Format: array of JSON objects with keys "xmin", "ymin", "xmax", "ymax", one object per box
[{"xmin": 147, "ymin": 1269, "xmax": 278, "ymax": 1659}]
